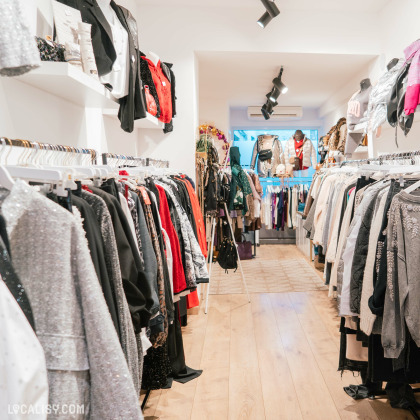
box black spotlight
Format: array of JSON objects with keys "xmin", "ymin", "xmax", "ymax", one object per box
[
  {"xmin": 272, "ymin": 66, "xmax": 288, "ymax": 94},
  {"xmin": 261, "ymin": 99, "xmax": 278, "ymax": 120},
  {"xmin": 257, "ymin": 0, "xmax": 280, "ymax": 28},
  {"xmin": 257, "ymin": 11, "xmax": 273, "ymax": 28},
  {"xmin": 266, "ymin": 86, "xmax": 280, "ymax": 103}
]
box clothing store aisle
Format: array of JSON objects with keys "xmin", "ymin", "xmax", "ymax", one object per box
[
  {"xmin": 210, "ymin": 245, "xmax": 327, "ymax": 295},
  {"xmin": 142, "ymin": 245, "xmax": 411, "ymax": 420}
]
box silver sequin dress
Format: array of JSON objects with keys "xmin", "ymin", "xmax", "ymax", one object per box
[{"xmin": 0, "ymin": 0, "xmax": 40, "ymax": 76}]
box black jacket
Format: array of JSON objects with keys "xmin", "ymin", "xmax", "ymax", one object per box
[
  {"xmin": 57, "ymin": 0, "xmax": 147, "ymax": 132},
  {"xmin": 91, "ymin": 187, "xmax": 154, "ymax": 331}
]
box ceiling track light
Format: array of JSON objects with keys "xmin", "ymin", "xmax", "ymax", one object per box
[
  {"xmin": 260, "ymin": 66, "xmax": 287, "ymax": 119},
  {"xmin": 266, "ymin": 86, "xmax": 280, "ymax": 103},
  {"xmin": 257, "ymin": 0, "xmax": 280, "ymax": 28},
  {"xmin": 272, "ymin": 66, "xmax": 288, "ymax": 94}
]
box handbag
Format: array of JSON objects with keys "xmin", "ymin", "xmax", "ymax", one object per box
[
  {"xmin": 144, "ymin": 85, "xmax": 158, "ymax": 116},
  {"xmin": 290, "ymin": 138, "xmax": 307, "ymax": 171},
  {"xmin": 237, "ymin": 234, "xmax": 253, "ymax": 260},
  {"xmin": 218, "ymin": 173, "xmax": 231, "ymax": 204},
  {"xmin": 36, "ymin": 37, "xmax": 66, "ymax": 62},
  {"xmin": 258, "ymin": 149, "xmax": 273, "ymax": 162},
  {"xmin": 217, "ymin": 236, "xmax": 238, "ymax": 272}
]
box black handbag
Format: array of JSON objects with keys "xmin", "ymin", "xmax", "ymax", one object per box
[
  {"xmin": 36, "ymin": 37, "xmax": 66, "ymax": 62},
  {"xmin": 217, "ymin": 237, "xmax": 238, "ymax": 273},
  {"xmin": 218, "ymin": 173, "xmax": 231, "ymax": 204},
  {"xmin": 258, "ymin": 149, "xmax": 273, "ymax": 162}
]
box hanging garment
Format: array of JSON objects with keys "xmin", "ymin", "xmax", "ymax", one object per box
[
  {"xmin": 155, "ymin": 185, "xmax": 187, "ymax": 294},
  {"xmin": 0, "ymin": 279, "xmax": 48, "ymax": 420},
  {"xmin": 57, "ymin": 0, "xmax": 147, "ymax": 133},
  {"xmin": 0, "ymin": 215, "xmax": 36, "ymax": 332},
  {"xmin": 157, "ymin": 181, "xmax": 209, "ymax": 287},
  {"xmin": 0, "ymin": 180, "xmax": 143, "ymax": 419},
  {"xmin": 138, "ymin": 187, "xmax": 168, "ymax": 348},
  {"xmin": 229, "ymin": 147, "xmax": 252, "ymax": 215},
  {"xmin": 404, "ymin": 39, "xmax": 420, "ymax": 115},
  {"xmin": 91, "ymin": 186, "xmax": 155, "ymax": 331},
  {"xmin": 366, "ymin": 60, "xmax": 403, "ymax": 135},
  {"xmin": 141, "ymin": 56, "xmax": 173, "ymax": 123},
  {"xmin": 382, "ymin": 191, "xmax": 420, "ymax": 360},
  {"xmin": 71, "ymin": 193, "xmax": 120, "ymax": 339},
  {"xmin": 0, "ymin": 0, "xmax": 40, "ymax": 76},
  {"xmin": 80, "ymin": 190, "xmax": 142, "ymax": 395}
]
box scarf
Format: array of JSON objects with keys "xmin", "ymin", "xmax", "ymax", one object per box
[{"xmin": 404, "ymin": 39, "xmax": 420, "ymax": 115}]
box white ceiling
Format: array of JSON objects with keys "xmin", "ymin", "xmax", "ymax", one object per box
[
  {"xmin": 138, "ymin": 0, "xmax": 389, "ymax": 13},
  {"xmin": 198, "ymin": 51, "xmax": 377, "ymax": 108}
]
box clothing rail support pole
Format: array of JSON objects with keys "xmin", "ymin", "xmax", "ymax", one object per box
[
  {"xmin": 224, "ymin": 203, "xmax": 250, "ymax": 303},
  {"xmin": 141, "ymin": 390, "xmax": 151, "ymax": 410},
  {"xmin": 205, "ymin": 216, "xmax": 216, "ymax": 314}
]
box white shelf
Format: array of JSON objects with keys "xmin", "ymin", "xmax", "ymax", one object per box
[
  {"xmin": 103, "ymin": 109, "xmax": 165, "ymax": 129},
  {"xmin": 351, "ymin": 122, "xmax": 367, "ymax": 134},
  {"xmin": 15, "ymin": 62, "xmax": 119, "ymax": 110}
]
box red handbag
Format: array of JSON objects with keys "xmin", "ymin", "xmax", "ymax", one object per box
[{"xmin": 144, "ymin": 85, "xmax": 157, "ymax": 116}]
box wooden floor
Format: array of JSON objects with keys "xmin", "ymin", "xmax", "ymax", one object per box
[{"xmin": 143, "ymin": 245, "xmax": 415, "ymax": 420}]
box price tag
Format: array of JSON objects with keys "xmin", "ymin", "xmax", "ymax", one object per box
[{"xmin": 139, "ymin": 186, "xmax": 151, "ymax": 205}]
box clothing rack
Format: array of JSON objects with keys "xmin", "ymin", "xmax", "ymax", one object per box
[
  {"xmin": 0, "ymin": 137, "xmax": 98, "ymax": 164},
  {"xmin": 101, "ymin": 153, "xmax": 146, "ymax": 166},
  {"xmin": 101, "ymin": 153, "xmax": 170, "ymax": 168}
]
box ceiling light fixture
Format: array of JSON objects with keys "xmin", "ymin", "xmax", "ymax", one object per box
[
  {"xmin": 266, "ymin": 86, "xmax": 280, "ymax": 103},
  {"xmin": 260, "ymin": 66, "xmax": 287, "ymax": 120},
  {"xmin": 272, "ymin": 66, "xmax": 288, "ymax": 94},
  {"xmin": 257, "ymin": 0, "xmax": 280, "ymax": 28}
]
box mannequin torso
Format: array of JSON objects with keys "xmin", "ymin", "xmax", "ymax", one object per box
[
  {"xmin": 360, "ymin": 78, "xmax": 371, "ymax": 91},
  {"xmin": 387, "ymin": 58, "xmax": 399, "ymax": 71},
  {"xmin": 148, "ymin": 51, "xmax": 160, "ymax": 67}
]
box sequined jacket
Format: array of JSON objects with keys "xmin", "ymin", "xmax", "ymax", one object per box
[{"xmin": 0, "ymin": 181, "xmax": 143, "ymax": 420}]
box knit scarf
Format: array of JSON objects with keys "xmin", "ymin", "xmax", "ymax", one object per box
[{"xmin": 404, "ymin": 39, "xmax": 420, "ymax": 115}]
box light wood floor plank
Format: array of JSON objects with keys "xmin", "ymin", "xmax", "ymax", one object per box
[
  {"xmin": 191, "ymin": 295, "xmax": 231, "ymax": 420},
  {"xmin": 289, "ymin": 292, "xmax": 380, "ymax": 420},
  {"xmin": 229, "ymin": 294, "xmax": 266, "ymax": 419},
  {"xmin": 251, "ymin": 293, "xmax": 303, "ymax": 420},
  {"xmin": 142, "ymin": 245, "xmax": 416, "ymax": 420},
  {"xmin": 270, "ymin": 292, "xmax": 341, "ymax": 420}
]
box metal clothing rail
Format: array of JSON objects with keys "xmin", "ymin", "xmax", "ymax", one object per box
[
  {"xmin": 101, "ymin": 153, "xmax": 147, "ymax": 166},
  {"xmin": 0, "ymin": 137, "xmax": 98, "ymax": 164},
  {"xmin": 101, "ymin": 153, "xmax": 169, "ymax": 168}
]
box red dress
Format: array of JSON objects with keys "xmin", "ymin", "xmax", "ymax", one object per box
[
  {"xmin": 156, "ymin": 185, "xmax": 187, "ymax": 294},
  {"xmin": 141, "ymin": 57, "xmax": 172, "ymax": 123}
]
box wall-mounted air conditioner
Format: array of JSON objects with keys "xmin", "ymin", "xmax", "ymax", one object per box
[{"xmin": 247, "ymin": 106, "xmax": 303, "ymax": 120}]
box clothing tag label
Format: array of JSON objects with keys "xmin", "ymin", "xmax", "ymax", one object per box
[
  {"xmin": 139, "ymin": 186, "xmax": 151, "ymax": 205},
  {"xmin": 399, "ymin": 175, "xmax": 405, "ymax": 187}
]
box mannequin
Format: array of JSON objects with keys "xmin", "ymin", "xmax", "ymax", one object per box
[
  {"xmin": 148, "ymin": 51, "xmax": 160, "ymax": 67},
  {"xmin": 360, "ymin": 78, "xmax": 371, "ymax": 91},
  {"xmin": 97, "ymin": 0, "xmax": 130, "ymax": 98},
  {"xmin": 345, "ymin": 79, "xmax": 373, "ymax": 155},
  {"xmin": 281, "ymin": 130, "xmax": 317, "ymax": 171},
  {"xmin": 387, "ymin": 58, "xmax": 399, "ymax": 71},
  {"xmin": 250, "ymin": 134, "xmax": 282, "ymax": 178}
]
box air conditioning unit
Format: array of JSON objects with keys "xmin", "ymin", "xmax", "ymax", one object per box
[{"xmin": 247, "ymin": 106, "xmax": 303, "ymax": 120}]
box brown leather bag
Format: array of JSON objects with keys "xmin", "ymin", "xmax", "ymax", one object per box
[{"xmin": 289, "ymin": 138, "xmax": 307, "ymax": 170}]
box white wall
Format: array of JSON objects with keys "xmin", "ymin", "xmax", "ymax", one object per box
[
  {"xmin": 230, "ymin": 107, "xmax": 323, "ymax": 132},
  {"xmin": 319, "ymin": 0, "xmax": 420, "ymax": 158},
  {"xmin": 3, "ymin": 1, "xmax": 418, "ymax": 175},
  {"xmin": 133, "ymin": 4, "xmax": 382, "ymax": 174}
]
